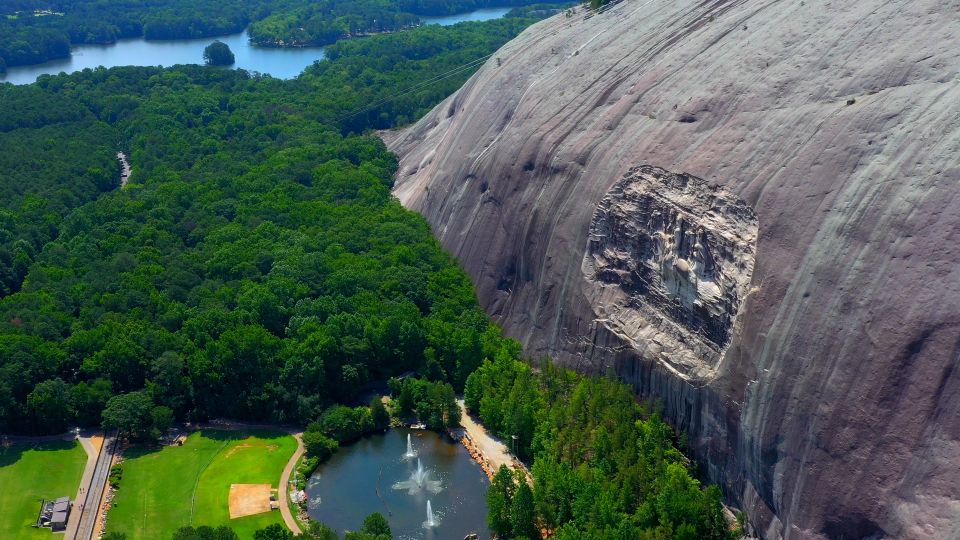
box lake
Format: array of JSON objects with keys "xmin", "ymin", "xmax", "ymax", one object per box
[
  {"xmin": 0, "ymin": 8, "xmax": 511, "ymax": 85},
  {"xmin": 420, "ymin": 7, "xmax": 512, "ymax": 26},
  {"xmin": 305, "ymin": 428, "xmax": 491, "ymax": 540}
]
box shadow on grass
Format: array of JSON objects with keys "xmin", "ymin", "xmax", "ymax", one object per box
[
  {"xmin": 0, "ymin": 439, "xmax": 76, "ymax": 468},
  {"xmin": 122, "ymin": 444, "xmax": 163, "ymax": 460},
  {"xmin": 199, "ymin": 428, "xmax": 287, "ymax": 442},
  {"xmin": 121, "ymin": 428, "xmax": 288, "ymax": 459}
]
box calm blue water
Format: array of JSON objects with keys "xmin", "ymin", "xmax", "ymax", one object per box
[
  {"xmin": 0, "ymin": 8, "xmax": 509, "ymax": 85},
  {"xmin": 0, "ymin": 30, "xmax": 324, "ymax": 85},
  {"xmin": 420, "ymin": 7, "xmax": 511, "ymax": 26}
]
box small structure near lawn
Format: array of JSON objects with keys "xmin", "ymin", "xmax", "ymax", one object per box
[{"xmin": 36, "ymin": 496, "xmax": 71, "ymax": 531}]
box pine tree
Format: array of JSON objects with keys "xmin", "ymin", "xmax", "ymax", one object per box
[
  {"xmin": 511, "ymin": 480, "xmax": 538, "ymax": 539},
  {"xmin": 487, "ymin": 465, "xmax": 515, "ymax": 537}
]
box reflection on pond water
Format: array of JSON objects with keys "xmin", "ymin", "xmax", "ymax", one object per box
[{"xmin": 306, "ymin": 428, "xmax": 490, "ymax": 540}]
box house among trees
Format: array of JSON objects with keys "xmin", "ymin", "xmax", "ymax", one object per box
[{"xmin": 36, "ymin": 496, "xmax": 71, "ymax": 531}]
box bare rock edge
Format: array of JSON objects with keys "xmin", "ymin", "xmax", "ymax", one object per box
[{"xmin": 383, "ymin": 1, "xmax": 960, "ymax": 538}]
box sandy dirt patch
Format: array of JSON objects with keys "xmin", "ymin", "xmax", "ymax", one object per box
[
  {"xmin": 228, "ymin": 484, "xmax": 272, "ymax": 519},
  {"xmin": 457, "ymin": 400, "xmax": 531, "ymax": 482}
]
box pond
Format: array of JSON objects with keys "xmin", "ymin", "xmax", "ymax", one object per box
[
  {"xmin": 0, "ymin": 8, "xmax": 510, "ymax": 85},
  {"xmin": 305, "ymin": 428, "xmax": 491, "ymax": 540}
]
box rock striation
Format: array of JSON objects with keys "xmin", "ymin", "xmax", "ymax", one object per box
[
  {"xmin": 384, "ymin": 0, "xmax": 960, "ymax": 538},
  {"xmin": 584, "ymin": 165, "xmax": 758, "ymax": 381}
]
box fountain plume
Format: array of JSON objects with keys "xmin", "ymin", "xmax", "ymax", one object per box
[
  {"xmin": 392, "ymin": 457, "xmax": 442, "ymax": 494},
  {"xmin": 424, "ymin": 499, "xmax": 436, "ymax": 528},
  {"xmin": 404, "ymin": 433, "xmax": 417, "ymax": 459}
]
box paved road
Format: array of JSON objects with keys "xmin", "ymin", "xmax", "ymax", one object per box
[
  {"xmin": 277, "ymin": 433, "xmax": 305, "ymax": 535},
  {"xmin": 74, "ymin": 434, "xmax": 116, "ymax": 540}
]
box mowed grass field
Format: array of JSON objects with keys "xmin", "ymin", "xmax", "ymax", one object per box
[
  {"xmin": 106, "ymin": 430, "xmax": 296, "ymax": 540},
  {"xmin": 0, "ymin": 439, "xmax": 87, "ymax": 539}
]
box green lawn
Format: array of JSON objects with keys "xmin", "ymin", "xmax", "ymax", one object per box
[
  {"xmin": 106, "ymin": 430, "xmax": 296, "ymax": 540},
  {"xmin": 0, "ymin": 439, "xmax": 87, "ymax": 539}
]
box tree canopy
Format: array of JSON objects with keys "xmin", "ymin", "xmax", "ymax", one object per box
[
  {"xmin": 0, "ymin": 19, "xmax": 530, "ymax": 435},
  {"xmin": 203, "ymin": 40, "xmax": 235, "ymax": 66},
  {"xmin": 467, "ymin": 356, "xmax": 734, "ymax": 538}
]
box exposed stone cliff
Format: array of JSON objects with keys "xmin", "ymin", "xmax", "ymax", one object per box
[{"xmin": 384, "ymin": 0, "xmax": 960, "ymax": 537}]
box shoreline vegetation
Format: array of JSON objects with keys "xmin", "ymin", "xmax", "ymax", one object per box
[
  {"xmin": 0, "ymin": 1, "xmax": 561, "ymax": 70},
  {"xmin": 249, "ymin": 24, "xmax": 423, "ymax": 49}
]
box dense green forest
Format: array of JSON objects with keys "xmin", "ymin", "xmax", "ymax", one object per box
[
  {"xmin": 0, "ymin": 0, "xmax": 551, "ymax": 69},
  {"xmin": 246, "ymin": 0, "xmax": 561, "ymax": 47},
  {"xmin": 0, "ymin": 18, "xmax": 532, "ymax": 435},
  {"xmin": 247, "ymin": 0, "xmax": 421, "ymax": 47},
  {"xmin": 0, "ymin": 84, "xmax": 120, "ymax": 296},
  {"xmin": 468, "ymin": 357, "xmax": 736, "ymax": 539}
]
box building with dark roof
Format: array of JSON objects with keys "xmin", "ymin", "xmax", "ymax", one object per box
[{"xmin": 36, "ymin": 496, "xmax": 71, "ymax": 531}]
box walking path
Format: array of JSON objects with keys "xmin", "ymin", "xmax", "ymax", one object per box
[
  {"xmin": 74, "ymin": 434, "xmax": 117, "ymax": 540},
  {"xmin": 457, "ymin": 400, "xmax": 531, "ymax": 482},
  {"xmin": 277, "ymin": 433, "xmax": 305, "ymax": 535},
  {"xmin": 64, "ymin": 432, "xmax": 101, "ymax": 540}
]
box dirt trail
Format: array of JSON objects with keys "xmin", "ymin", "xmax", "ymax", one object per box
[{"xmin": 457, "ymin": 400, "xmax": 530, "ymax": 482}]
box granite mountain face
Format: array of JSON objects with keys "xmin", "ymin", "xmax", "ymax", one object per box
[{"xmin": 384, "ymin": 0, "xmax": 960, "ymax": 537}]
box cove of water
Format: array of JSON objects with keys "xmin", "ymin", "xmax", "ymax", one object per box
[
  {"xmin": 0, "ymin": 8, "xmax": 509, "ymax": 85},
  {"xmin": 0, "ymin": 30, "xmax": 324, "ymax": 85},
  {"xmin": 420, "ymin": 7, "xmax": 512, "ymax": 26},
  {"xmin": 306, "ymin": 428, "xmax": 490, "ymax": 540}
]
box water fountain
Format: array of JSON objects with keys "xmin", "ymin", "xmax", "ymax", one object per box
[
  {"xmin": 415, "ymin": 459, "xmax": 425, "ymax": 487},
  {"xmin": 392, "ymin": 457, "xmax": 442, "ymax": 494},
  {"xmin": 404, "ymin": 433, "xmax": 417, "ymax": 459},
  {"xmin": 424, "ymin": 500, "xmax": 437, "ymax": 528},
  {"xmin": 305, "ymin": 429, "xmax": 488, "ymax": 538}
]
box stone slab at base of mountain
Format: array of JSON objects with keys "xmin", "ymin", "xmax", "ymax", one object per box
[{"xmin": 384, "ymin": 0, "xmax": 960, "ymax": 537}]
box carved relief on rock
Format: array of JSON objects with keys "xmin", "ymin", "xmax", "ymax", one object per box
[{"xmin": 583, "ymin": 166, "xmax": 758, "ymax": 381}]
